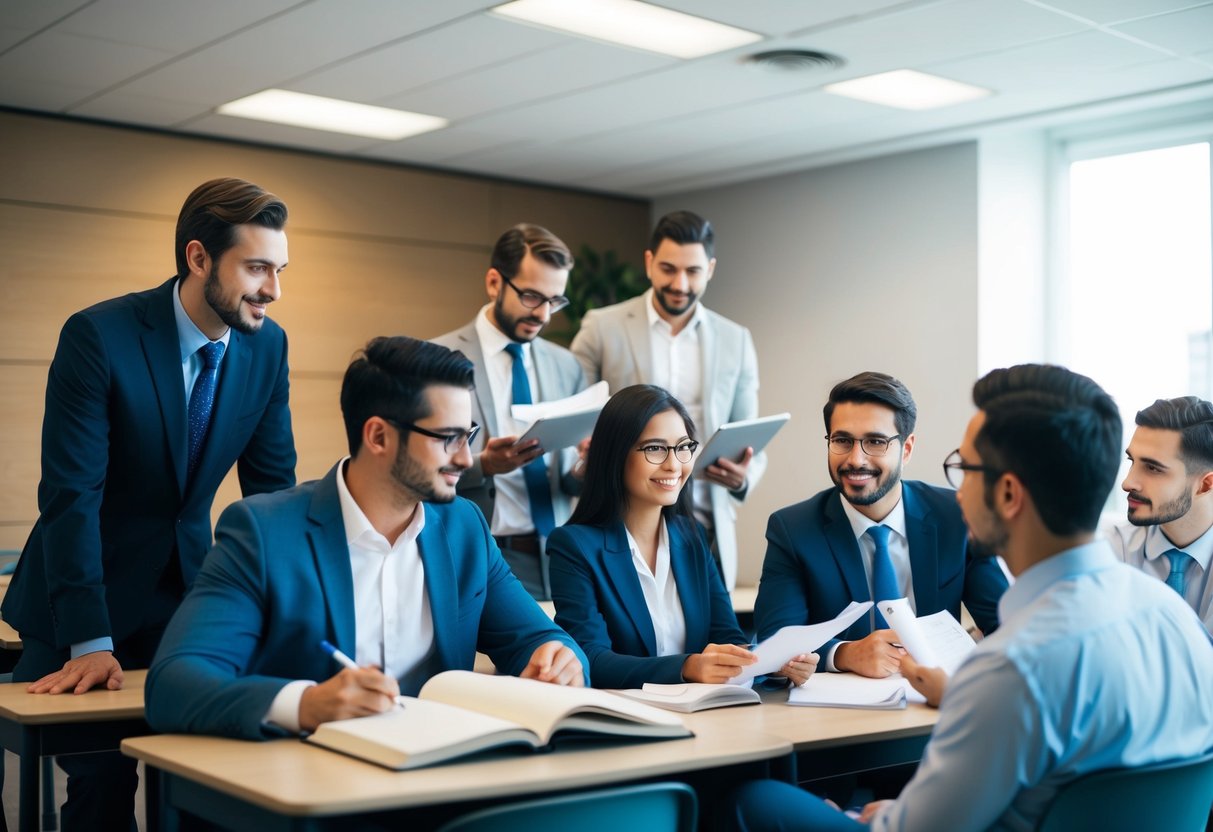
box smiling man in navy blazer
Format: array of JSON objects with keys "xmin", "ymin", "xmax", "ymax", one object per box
[
  {"xmin": 2, "ymin": 178, "xmax": 297, "ymax": 829},
  {"xmin": 146, "ymin": 336, "xmax": 585, "ymax": 741},
  {"xmin": 754, "ymin": 372, "xmax": 1008, "ymax": 678}
]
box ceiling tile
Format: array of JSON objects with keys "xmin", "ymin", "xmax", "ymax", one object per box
[
  {"xmin": 1030, "ymin": 0, "xmax": 1213, "ymax": 25},
  {"xmin": 0, "ymin": 30, "xmax": 173, "ymax": 99},
  {"xmin": 0, "ymin": 76, "xmax": 97, "ymax": 110},
  {"xmin": 0, "ymin": 27, "xmax": 36, "ymax": 52},
  {"xmin": 68, "ymin": 90, "xmax": 213, "ymax": 126},
  {"xmin": 649, "ymin": 0, "xmax": 914, "ymax": 37},
  {"xmin": 186, "ymin": 112, "xmax": 381, "ymax": 154},
  {"xmin": 54, "ymin": 0, "xmax": 304, "ymax": 51},
  {"xmin": 1111, "ymin": 4, "xmax": 1213, "ymax": 54},
  {"xmin": 0, "ymin": 0, "xmax": 92, "ymax": 33}
]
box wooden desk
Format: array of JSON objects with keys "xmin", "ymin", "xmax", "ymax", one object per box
[
  {"xmin": 0, "ymin": 670, "xmax": 151, "ymax": 832},
  {"xmin": 124, "ymin": 722, "xmax": 792, "ymax": 831}
]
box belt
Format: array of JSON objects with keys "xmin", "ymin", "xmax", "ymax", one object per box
[{"xmin": 494, "ymin": 533, "xmax": 541, "ymax": 555}]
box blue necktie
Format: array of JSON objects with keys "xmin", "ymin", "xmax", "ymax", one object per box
[
  {"xmin": 187, "ymin": 340, "xmax": 226, "ymax": 477},
  {"xmin": 867, "ymin": 524, "xmax": 899, "ymax": 629},
  {"xmin": 1163, "ymin": 548, "xmax": 1189, "ymax": 599},
  {"xmin": 504, "ymin": 343, "xmax": 555, "ymax": 537}
]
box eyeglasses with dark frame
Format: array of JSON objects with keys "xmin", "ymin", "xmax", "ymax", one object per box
[
  {"xmin": 942, "ymin": 449, "xmax": 997, "ymax": 490},
  {"xmin": 384, "ymin": 418, "xmax": 481, "ymax": 454},
  {"xmin": 501, "ymin": 274, "xmax": 570, "ymax": 314},
  {"xmin": 825, "ymin": 434, "xmax": 903, "ymax": 457},
  {"xmin": 635, "ymin": 441, "xmax": 699, "ymax": 465}
]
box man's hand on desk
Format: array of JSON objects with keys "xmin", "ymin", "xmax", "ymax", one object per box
[
  {"xmin": 703, "ymin": 447, "xmax": 753, "ymax": 493},
  {"xmin": 900, "ymin": 654, "xmax": 948, "ymax": 708},
  {"xmin": 520, "ymin": 641, "xmax": 584, "ymax": 687},
  {"xmin": 833, "ymin": 630, "xmax": 905, "ymax": 678},
  {"xmin": 299, "ymin": 666, "xmax": 400, "ymax": 732},
  {"xmin": 773, "ymin": 652, "xmax": 820, "ymax": 687},
  {"xmin": 480, "ymin": 436, "xmax": 543, "ymax": 476},
  {"xmin": 27, "ymin": 650, "xmax": 124, "ymax": 695}
]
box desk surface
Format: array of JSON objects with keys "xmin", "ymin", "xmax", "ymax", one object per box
[
  {"xmin": 123, "ymin": 717, "xmax": 790, "ymax": 818},
  {"xmin": 0, "ymin": 669, "xmax": 146, "ymax": 725}
]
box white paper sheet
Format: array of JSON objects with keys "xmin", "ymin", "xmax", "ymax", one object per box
[
  {"xmin": 877, "ymin": 597, "xmax": 976, "ymax": 675},
  {"xmin": 729, "ymin": 600, "xmax": 872, "ymax": 686},
  {"xmin": 511, "ymin": 380, "xmax": 609, "ymax": 424}
]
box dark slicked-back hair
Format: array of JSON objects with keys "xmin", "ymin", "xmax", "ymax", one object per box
[
  {"xmin": 175, "ymin": 178, "xmax": 287, "ymax": 279},
  {"xmin": 1135, "ymin": 396, "xmax": 1213, "ymax": 473},
  {"xmin": 823, "ymin": 372, "xmax": 917, "ymax": 437},
  {"xmin": 340, "ymin": 336, "xmax": 474, "ymax": 456},
  {"xmin": 568, "ymin": 385, "xmax": 696, "ymax": 528},
  {"xmin": 490, "ymin": 223, "xmax": 573, "ymax": 279},
  {"xmin": 648, "ymin": 210, "xmax": 715, "ymax": 259},
  {"xmin": 972, "ymin": 364, "xmax": 1121, "ymax": 536}
]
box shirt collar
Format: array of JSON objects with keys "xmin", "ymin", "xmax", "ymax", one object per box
[
  {"xmin": 1144, "ymin": 522, "xmax": 1213, "ymax": 571},
  {"xmin": 999, "ymin": 540, "xmax": 1116, "ymax": 621},
  {"xmin": 839, "ymin": 490, "xmax": 908, "ymax": 542},
  {"xmin": 475, "ymin": 303, "xmax": 528, "ymax": 360},
  {"xmin": 644, "ymin": 288, "xmax": 705, "ymax": 335},
  {"xmin": 172, "ymin": 277, "xmax": 230, "ymax": 363},
  {"xmin": 335, "ymin": 457, "xmax": 426, "ymax": 551}
]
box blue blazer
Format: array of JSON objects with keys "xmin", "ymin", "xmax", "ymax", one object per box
[
  {"xmin": 548, "ymin": 516, "xmax": 746, "ymax": 689},
  {"xmin": 754, "ymin": 480, "xmax": 1008, "ymax": 657},
  {"xmin": 2, "ymin": 277, "xmax": 295, "ymax": 656},
  {"xmin": 146, "ymin": 465, "xmax": 587, "ymax": 740}
]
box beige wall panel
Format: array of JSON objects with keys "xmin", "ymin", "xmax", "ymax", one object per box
[
  {"xmin": 493, "ymin": 183, "xmax": 649, "ymax": 263},
  {"xmin": 0, "ymin": 364, "xmax": 46, "ymax": 548}
]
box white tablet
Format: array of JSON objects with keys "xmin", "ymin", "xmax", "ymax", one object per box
[
  {"xmin": 514, "ymin": 407, "xmax": 601, "ymax": 452},
  {"xmin": 693, "ymin": 413, "xmax": 790, "ymax": 475}
]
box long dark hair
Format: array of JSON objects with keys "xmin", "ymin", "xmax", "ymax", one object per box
[{"xmin": 568, "ymin": 384, "xmax": 697, "ymax": 528}]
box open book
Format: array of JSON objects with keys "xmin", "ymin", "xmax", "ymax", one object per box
[
  {"xmin": 613, "ymin": 682, "xmax": 760, "ymax": 713},
  {"xmin": 877, "ymin": 598, "xmax": 976, "ymax": 674},
  {"xmin": 305, "ymin": 670, "xmax": 691, "ymax": 770}
]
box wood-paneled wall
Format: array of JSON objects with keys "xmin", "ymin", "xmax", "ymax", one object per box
[{"xmin": 0, "ymin": 110, "xmax": 650, "ymax": 549}]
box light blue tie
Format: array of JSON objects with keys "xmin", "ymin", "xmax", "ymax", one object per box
[
  {"xmin": 187, "ymin": 341, "xmax": 225, "ymax": 477},
  {"xmin": 867, "ymin": 524, "xmax": 898, "ymax": 629},
  {"xmin": 504, "ymin": 343, "xmax": 555, "ymax": 537},
  {"xmin": 1163, "ymin": 548, "xmax": 1189, "ymax": 599}
]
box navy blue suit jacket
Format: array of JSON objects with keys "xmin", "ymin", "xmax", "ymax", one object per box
[
  {"xmin": 754, "ymin": 481, "xmax": 1007, "ymax": 656},
  {"xmin": 146, "ymin": 466, "xmax": 586, "ymax": 740},
  {"xmin": 2, "ymin": 277, "xmax": 296, "ymax": 657},
  {"xmin": 548, "ymin": 516, "xmax": 746, "ymax": 689}
]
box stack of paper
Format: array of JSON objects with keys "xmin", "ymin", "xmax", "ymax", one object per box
[
  {"xmin": 787, "ymin": 673, "xmax": 921, "ymax": 710},
  {"xmin": 612, "ymin": 683, "xmax": 760, "ymax": 713}
]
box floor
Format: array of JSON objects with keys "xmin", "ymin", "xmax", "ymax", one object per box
[{"xmin": 2, "ymin": 752, "xmax": 148, "ymax": 831}]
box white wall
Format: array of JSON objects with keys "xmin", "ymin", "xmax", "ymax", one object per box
[{"xmin": 654, "ymin": 142, "xmax": 981, "ymax": 585}]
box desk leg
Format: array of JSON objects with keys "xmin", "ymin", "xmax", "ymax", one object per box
[
  {"xmin": 144, "ymin": 765, "xmax": 176, "ymax": 832},
  {"xmin": 17, "ymin": 728, "xmax": 37, "ymax": 832},
  {"xmin": 39, "ymin": 758, "xmax": 55, "ymax": 831}
]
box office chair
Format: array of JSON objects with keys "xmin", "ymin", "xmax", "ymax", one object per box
[
  {"xmin": 436, "ymin": 781, "xmax": 697, "ymax": 832},
  {"xmin": 1037, "ymin": 751, "xmax": 1213, "ymax": 832}
]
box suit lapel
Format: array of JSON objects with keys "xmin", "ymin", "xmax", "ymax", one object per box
[
  {"xmin": 531, "ymin": 338, "xmax": 558, "ymax": 401},
  {"xmin": 139, "ymin": 278, "xmax": 189, "ymax": 497},
  {"xmin": 307, "ymin": 466, "xmax": 357, "ymax": 657},
  {"xmin": 602, "ymin": 522, "xmax": 658, "ymax": 655},
  {"xmin": 902, "ymin": 483, "xmax": 940, "ymax": 611},
  {"xmin": 697, "ymin": 312, "xmax": 719, "ymax": 430},
  {"xmin": 418, "ymin": 506, "xmax": 459, "ymax": 671},
  {"xmin": 667, "ymin": 520, "xmax": 707, "ymax": 649},
  {"xmin": 624, "ymin": 296, "xmax": 653, "ymax": 382},
  {"xmin": 457, "ymin": 324, "xmax": 497, "ymax": 438},
  {"xmin": 824, "ymin": 491, "xmax": 871, "ymax": 603}
]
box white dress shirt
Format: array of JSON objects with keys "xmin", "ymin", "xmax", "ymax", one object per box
[
  {"xmin": 625, "ymin": 519, "xmax": 687, "ymax": 657},
  {"xmin": 265, "ymin": 458, "xmax": 434, "ymax": 732},
  {"xmin": 474, "ymin": 305, "xmax": 542, "ymax": 536},
  {"xmin": 644, "ymin": 290, "xmax": 710, "ymax": 529},
  {"xmin": 1106, "ymin": 521, "xmax": 1213, "ymax": 635}
]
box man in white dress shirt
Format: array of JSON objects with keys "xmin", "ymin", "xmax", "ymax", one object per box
[
  {"xmin": 432, "ymin": 224, "xmax": 587, "ymax": 600},
  {"xmin": 1109, "ymin": 395, "xmax": 1213, "ymax": 635},
  {"xmin": 571, "ymin": 210, "xmax": 763, "ymax": 589}
]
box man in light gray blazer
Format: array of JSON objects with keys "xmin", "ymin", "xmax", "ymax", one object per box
[
  {"xmin": 571, "ymin": 210, "xmax": 764, "ymax": 590},
  {"xmin": 433, "ymin": 224, "xmax": 586, "ymax": 600}
]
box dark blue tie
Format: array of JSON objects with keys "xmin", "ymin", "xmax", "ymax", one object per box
[
  {"xmin": 187, "ymin": 341, "xmax": 226, "ymax": 477},
  {"xmin": 867, "ymin": 524, "xmax": 899, "ymax": 629},
  {"xmin": 504, "ymin": 343, "xmax": 555, "ymax": 537}
]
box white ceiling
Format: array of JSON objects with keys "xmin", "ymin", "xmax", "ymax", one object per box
[{"xmin": 3, "ymin": 0, "xmax": 1212, "ymax": 197}]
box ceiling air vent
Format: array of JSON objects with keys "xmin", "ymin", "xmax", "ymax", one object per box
[{"xmin": 742, "ymin": 49, "xmax": 844, "ymax": 73}]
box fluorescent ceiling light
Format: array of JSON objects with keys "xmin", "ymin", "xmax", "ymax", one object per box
[
  {"xmin": 491, "ymin": 0, "xmax": 761, "ymax": 59},
  {"xmin": 217, "ymin": 90, "xmax": 448, "ymax": 141},
  {"xmin": 824, "ymin": 70, "xmax": 991, "ymax": 111}
]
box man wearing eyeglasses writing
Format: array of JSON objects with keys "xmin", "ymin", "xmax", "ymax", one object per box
[
  {"xmin": 433, "ymin": 225, "xmax": 588, "ymax": 600},
  {"xmin": 753, "ymin": 372, "xmax": 1008, "ymax": 678}
]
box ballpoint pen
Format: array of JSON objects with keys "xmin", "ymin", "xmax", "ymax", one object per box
[{"xmin": 320, "ymin": 640, "xmax": 407, "ymax": 707}]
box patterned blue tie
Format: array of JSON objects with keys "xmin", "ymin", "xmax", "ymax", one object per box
[
  {"xmin": 867, "ymin": 524, "xmax": 899, "ymax": 629},
  {"xmin": 187, "ymin": 341, "xmax": 226, "ymax": 477},
  {"xmin": 1163, "ymin": 548, "xmax": 1189, "ymax": 599},
  {"xmin": 504, "ymin": 343, "xmax": 555, "ymax": 537}
]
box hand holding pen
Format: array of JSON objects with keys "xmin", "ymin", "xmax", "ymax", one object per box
[{"xmin": 296, "ymin": 641, "xmax": 402, "ymax": 733}]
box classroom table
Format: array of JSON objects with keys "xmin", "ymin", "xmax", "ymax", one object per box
[{"xmin": 0, "ymin": 669, "xmax": 151, "ymax": 832}]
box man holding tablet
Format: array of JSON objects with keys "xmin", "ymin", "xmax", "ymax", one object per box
[{"xmin": 432, "ymin": 224, "xmax": 587, "ymax": 600}]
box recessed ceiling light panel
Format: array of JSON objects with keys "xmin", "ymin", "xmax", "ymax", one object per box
[
  {"xmin": 217, "ymin": 90, "xmax": 448, "ymax": 141},
  {"xmin": 824, "ymin": 70, "xmax": 991, "ymax": 111}
]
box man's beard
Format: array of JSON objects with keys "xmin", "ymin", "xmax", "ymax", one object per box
[
  {"xmin": 1127, "ymin": 487, "xmax": 1193, "ymax": 527},
  {"xmin": 494, "ymin": 293, "xmax": 545, "ymax": 343},
  {"xmin": 390, "ymin": 443, "xmax": 464, "ymax": 504},
  {"xmin": 832, "ymin": 457, "xmax": 902, "ymax": 507},
  {"xmin": 204, "ymin": 264, "xmax": 270, "ymax": 335}
]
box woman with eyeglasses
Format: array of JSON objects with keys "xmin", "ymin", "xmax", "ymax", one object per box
[{"xmin": 548, "ymin": 384, "xmax": 817, "ymax": 689}]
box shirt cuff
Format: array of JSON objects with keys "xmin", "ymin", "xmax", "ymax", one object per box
[
  {"xmin": 825, "ymin": 641, "xmax": 845, "ymax": 673},
  {"xmin": 265, "ymin": 679, "xmax": 317, "ymax": 734},
  {"xmin": 70, "ymin": 637, "xmax": 114, "ymax": 659}
]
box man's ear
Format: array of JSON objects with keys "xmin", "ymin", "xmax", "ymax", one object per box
[
  {"xmin": 184, "ymin": 240, "xmax": 210, "ymax": 279},
  {"xmin": 994, "ymin": 471, "xmax": 1027, "ymax": 522},
  {"xmin": 361, "ymin": 417, "xmax": 394, "ymax": 459},
  {"xmin": 1196, "ymin": 469, "xmax": 1213, "ymax": 497},
  {"xmin": 485, "ymin": 268, "xmax": 503, "ymax": 301}
]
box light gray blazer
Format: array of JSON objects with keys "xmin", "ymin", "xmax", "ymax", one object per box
[
  {"xmin": 432, "ymin": 321, "xmax": 586, "ymax": 532},
  {"xmin": 570, "ymin": 293, "xmax": 766, "ymax": 589}
]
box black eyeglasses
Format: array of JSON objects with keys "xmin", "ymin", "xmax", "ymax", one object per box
[
  {"xmin": 942, "ymin": 449, "xmax": 996, "ymax": 489},
  {"xmin": 385, "ymin": 419, "xmax": 480, "ymax": 454},
  {"xmin": 501, "ymin": 274, "xmax": 570, "ymax": 314},
  {"xmin": 826, "ymin": 434, "xmax": 902, "ymax": 457},
  {"xmin": 635, "ymin": 441, "xmax": 699, "ymax": 465}
]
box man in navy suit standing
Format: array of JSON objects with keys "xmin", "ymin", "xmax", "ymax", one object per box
[
  {"xmin": 754, "ymin": 372, "xmax": 1007, "ymax": 678},
  {"xmin": 2, "ymin": 177, "xmax": 297, "ymax": 829}
]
